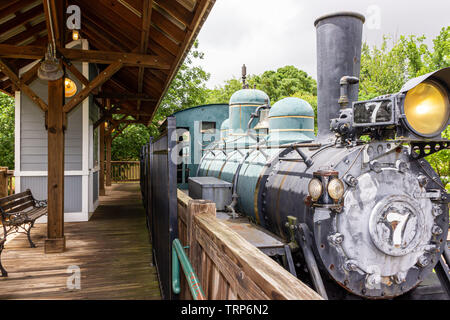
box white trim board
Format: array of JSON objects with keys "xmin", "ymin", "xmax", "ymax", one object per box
[
  {"xmin": 15, "ymin": 171, "xmax": 89, "ymax": 177},
  {"xmin": 14, "ymin": 90, "xmax": 21, "ymax": 193}
]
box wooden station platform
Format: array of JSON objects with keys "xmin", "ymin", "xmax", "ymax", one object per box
[{"xmin": 0, "ymin": 184, "xmax": 160, "ymax": 300}]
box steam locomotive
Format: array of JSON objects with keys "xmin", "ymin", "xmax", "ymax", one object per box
[{"xmin": 185, "ymin": 12, "xmax": 450, "ymax": 299}]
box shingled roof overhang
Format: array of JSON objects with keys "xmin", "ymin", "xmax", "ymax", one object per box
[{"xmin": 0, "ymin": 0, "xmax": 215, "ymax": 125}]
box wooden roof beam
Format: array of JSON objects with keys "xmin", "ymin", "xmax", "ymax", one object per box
[
  {"xmin": 0, "ymin": 3, "xmax": 44, "ymax": 35},
  {"xmin": 137, "ymin": 0, "xmax": 154, "ymax": 114},
  {"xmin": 58, "ymin": 47, "xmax": 171, "ymax": 69},
  {"xmin": 0, "ymin": 44, "xmax": 171, "ymax": 69},
  {"xmin": 62, "ymin": 58, "xmax": 90, "ymax": 87},
  {"xmin": 19, "ymin": 61, "xmax": 40, "ymax": 85},
  {"xmin": 154, "ymin": 0, "xmax": 194, "ymax": 27},
  {"xmin": 0, "ymin": 0, "xmax": 37, "ymax": 18},
  {"xmin": 63, "ymin": 60, "xmax": 123, "ymax": 113},
  {"xmin": 94, "ymin": 92, "xmax": 156, "ymax": 101},
  {"xmin": 82, "ymin": 12, "xmax": 134, "ymax": 52},
  {"xmin": 0, "ymin": 58, "xmax": 47, "ymax": 112},
  {"xmin": 3, "ymin": 21, "xmax": 47, "ymax": 45},
  {"xmin": 42, "ymin": 0, "xmax": 61, "ymax": 46},
  {"xmin": 151, "ymin": 0, "xmax": 213, "ymax": 122}
]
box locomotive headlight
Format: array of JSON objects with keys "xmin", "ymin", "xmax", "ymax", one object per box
[
  {"xmin": 308, "ymin": 178, "xmax": 323, "ymax": 201},
  {"xmin": 327, "ymin": 178, "xmax": 345, "ymax": 200},
  {"xmin": 404, "ymin": 80, "xmax": 449, "ymax": 137}
]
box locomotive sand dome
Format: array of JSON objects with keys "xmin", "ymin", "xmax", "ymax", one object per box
[
  {"xmin": 229, "ymin": 88, "xmax": 270, "ymax": 135},
  {"xmin": 193, "ymin": 11, "xmax": 449, "ymax": 300},
  {"xmin": 220, "ymin": 118, "xmax": 230, "ymax": 140},
  {"xmin": 267, "ymin": 97, "xmax": 315, "ymax": 144}
]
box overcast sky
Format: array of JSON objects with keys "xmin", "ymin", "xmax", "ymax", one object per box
[{"xmin": 196, "ymin": 0, "xmax": 449, "ymax": 88}]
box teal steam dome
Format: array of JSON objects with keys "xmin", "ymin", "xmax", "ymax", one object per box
[
  {"xmin": 268, "ymin": 97, "xmax": 315, "ymax": 144},
  {"xmin": 229, "ymin": 88, "xmax": 270, "ymax": 105},
  {"xmin": 220, "ymin": 118, "xmax": 230, "ymax": 140},
  {"xmin": 228, "ymin": 89, "xmax": 270, "ymax": 135}
]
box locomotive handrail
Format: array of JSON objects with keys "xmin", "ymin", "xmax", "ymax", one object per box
[
  {"xmin": 202, "ymin": 142, "xmax": 322, "ymax": 152},
  {"xmin": 172, "ymin": 238, "xmax": 206, "ymax": 300}
]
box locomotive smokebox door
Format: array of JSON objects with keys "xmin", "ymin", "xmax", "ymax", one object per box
[{"xmin": 188, "ymin": 177, "xmax": 232, "ymax": 211}]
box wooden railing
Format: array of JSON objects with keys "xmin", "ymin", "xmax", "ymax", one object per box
[
  {"xmin": 0, "ymin": 167, "xmax": 14, "ymax": 197},
  {"xmin": 111, "ymin": 161, "xmax": 140, "ymax": 182},
  {"xmin": 177, "ymin": 190, "xmax": 322, "ymax": 300}
]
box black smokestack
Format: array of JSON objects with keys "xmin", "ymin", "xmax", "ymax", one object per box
[{"xmin": 314, "ymin": 12, "xmax": 365, "ymax": 140}]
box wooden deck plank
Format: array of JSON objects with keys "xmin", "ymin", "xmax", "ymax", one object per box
[{"xmin": 0, "ymin": 184, "xmax": 160, "ymax": 300}]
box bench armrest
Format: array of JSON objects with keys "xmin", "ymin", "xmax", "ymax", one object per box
[
  {"xmin": 2, "ymin": 211, "xmax": 27, "ymax": 225},
  {"xmin": 34, "ymin": 199, "xmax": 48, "ymax": 208}
]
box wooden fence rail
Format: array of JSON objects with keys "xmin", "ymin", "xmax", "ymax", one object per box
[
  {"xmin": 111, "ymin": 161, "xmax": 140, "ymax": 182},
  {"xmin": 177, "ymin": 190, "xmax": 322, "ymax": 300},
  {"xmin": 0, "ymin": 167, "xmax": 14, "ymax": 197}
]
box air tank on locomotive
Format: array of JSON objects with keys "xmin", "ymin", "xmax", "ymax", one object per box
[{"xmin": 196, "ymin": 12, "xmax": 450, "ymax": 300}]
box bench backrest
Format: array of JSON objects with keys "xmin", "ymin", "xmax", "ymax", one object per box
[{"xmin": 0, "ymin": 190, "xmax": 34, "ymax": 215}]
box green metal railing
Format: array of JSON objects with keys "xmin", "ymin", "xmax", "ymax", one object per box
[{"xmin": 172, "ymin": 238, "xmax": 206, "ymax": 300}]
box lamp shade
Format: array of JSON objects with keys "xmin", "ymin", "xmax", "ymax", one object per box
[{"xmin": 64, "ymin": 78, "xmax": 77, "ymax": 97}]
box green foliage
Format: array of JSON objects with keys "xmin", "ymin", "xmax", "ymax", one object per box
[
  {"xmin": 359, "ymin": 26, "xmax": 449, "ymax": 100},
  {"xmin": 426, "ymin": 126, "xmax": 450, "ymax": 191},
  {"xmin": 111, "ymin": 124, "xmax": 150, "ymax": 161},
  {"xmin": 149, "ymin": 40, "xmax": 211, "ymax": 139},
  {"xmin": 206, "ymin": 65, "xmax": 317, "ymax": 105},
  {"xmin": 359, "ymin": 26, "xmax": 449, "ymax": 187},
  {"xmin": 205, "ymin": 78, "xmax": 242, "ymax": 105},
  {"xmin": 250, "ymin": 66, "xmax": 317, "ymax": 103},
  {"xmin": 0, "ymin": 93, "xmax": 14, "ymax": 169}
]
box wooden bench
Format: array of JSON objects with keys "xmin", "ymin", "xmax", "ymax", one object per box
[{"xmin": 0, "ymin": 189, "xmax": 47, "ymax": 277}]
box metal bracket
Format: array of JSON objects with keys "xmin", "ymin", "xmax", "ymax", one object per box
[
  {"xmin": 362, "ymin": 142, "xmax": 401, "ymax": 164},
  {"xmin": 410, "ymin": 141, "xmax": 450, "ymax": 160},
  {"xmin": 434, "ymin": 244, "xmax": 450, "ymax": 298},
  {"xmin": 295, "ymin": 223, "xmax": 328, "ymax": 299}
]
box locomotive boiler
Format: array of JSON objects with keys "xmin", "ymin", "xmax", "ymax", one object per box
[{"xmin": 195, "ymin": 12, "xmax": 450, "ymax": 299}]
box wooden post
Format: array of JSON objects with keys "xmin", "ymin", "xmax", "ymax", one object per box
[
  {"xmin": 45, "ymin": 77, "xmax": 66, "ymax": 253},
  {"xmin": 106, "ymin": 129, "xmax": 112, "ymax": 187},
  {"xmin": 99, "ymin": 121, "xmax": 106, "ymax": 196},
  {"xmin": 105, "ymin": 99, "xmax": 112, "ymax": 187},
  {"xmin": 0, "ymin": 167, "xmax": 8, "ymax": 198}
]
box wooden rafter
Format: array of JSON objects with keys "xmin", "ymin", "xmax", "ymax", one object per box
[
  {"xmin": 63, "ymin": 60, "xmax": 123, "ymax": 113},
  {"xmin": 0, "ymin": 0, "xmax": 216, "ymax": 125},
  {"xmin": 62, "ymin": 59, "xmax": 90, "ymax": 87},
  {"xmin": 0, "ymin": 59, "xmax": 48, "ymax": 112},
  {"xmin": 94, "ymin": 104, "xmax": 121, "ymax": 128},
  {"xmin": 137, "ymin": 0, "xmax": 154, "ymax": 115},
  {"xmin": 0, "ymin": 4, "xmax": 44, "ymax": 36},
  {"xmin": 58, "ymin": 47, "xmax": 170, "ymax": 68},
  {"xmin": 94, "ymin": 92, "xmax": 156, "ymax": 101},
  {"xmin": 4, "ymin": 21, "xmax": 47, "ymax": 45},
  {"xmin": 151, "ymin": 0, "xmax": 212, "ymax": 122},
  {"xmin": 42, "ymin": 0, "xmax": 62, "ymax": 46},
  {"xmin": 154, "ymin": 0, "xmax": 194, "ymax": 27},
  {"xmin": 19, "ymin": 62, "xmax": 40, "ymax": 85},
  {"xmin": 0, "ymin": 44, "xmax": 171, "ymax": 69}
]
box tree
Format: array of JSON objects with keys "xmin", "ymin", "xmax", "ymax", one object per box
[
  {"xmin": 359, "ymin": 26, "xmax": 449, "ymax": 189},
  {"xmin": 0, "ymin": 93, "xmax": 15, "ymax": 169},
  {"xmin": 205, "ymin": 78, "xmax": 242, "ymax": 105},
  {"xmin": 111, "ymin": 124, "xmax": 150, "ymax": 161},
  {"xmin": 111, "ymin": 40, "xmax": 211, "ymax": 155},
  {"xmin": 149, "ymin": 40, "xmax": 211, "ymax": 138},
  {"xmin": 206, "ymin": 65, "xmax": 317, "ymax": 105},
  {"xmin": 359, "ymin": 26, "xmax": 449, "ymax": 100}
]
